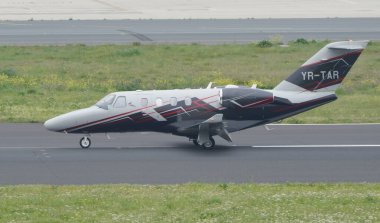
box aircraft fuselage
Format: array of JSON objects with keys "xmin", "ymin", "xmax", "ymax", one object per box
[{"xmin": 44, "ymin": 87, "xmax": 336, "ymax": 138}]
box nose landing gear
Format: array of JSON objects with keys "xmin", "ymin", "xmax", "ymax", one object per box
[{"xmin": 79, "ymin": 136, "xmax": 91, "ymax": 149}]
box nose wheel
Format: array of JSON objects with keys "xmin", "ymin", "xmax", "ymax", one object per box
[{"xmin": 80, "ymin": 136, "xmax": 91, "ymax": 149}]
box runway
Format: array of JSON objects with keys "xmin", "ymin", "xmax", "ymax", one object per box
[
  {"xmin": 0, "ymin": 18, "xmax": 380, "ymax": 45},
  {"xmin": 0, "ymin": 123, "xmax": 379, "ymax": 184}
]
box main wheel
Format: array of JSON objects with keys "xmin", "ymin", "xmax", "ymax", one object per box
[
  {"xmin": 201, "ymin": 137, "xmax": 215, "ymax": 149},
  {"xmin": 80, "ymin": 136, "xmax": 91, "ymax": 149}
]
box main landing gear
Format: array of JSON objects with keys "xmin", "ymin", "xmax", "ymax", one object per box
[
  {"xmin": 79, "ymin": 136, "xmax": 91, "ymax": 149},
  {"xmin": 193, "ymin": 137, "xmax": 215, "ymax": 149}
]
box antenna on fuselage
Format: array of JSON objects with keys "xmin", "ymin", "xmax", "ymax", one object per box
[{"xmin": 206, "ymin": 82, "xmax": 213, "ymax": 89}]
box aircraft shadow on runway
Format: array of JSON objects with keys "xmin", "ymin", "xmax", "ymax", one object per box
[
  {"xmin": 51, "ymin": 143, "xmax": 249, "ymax": 153},
  {"xmin": 51, "ymin": 143, "xmax": 296, "ymax": 156}
]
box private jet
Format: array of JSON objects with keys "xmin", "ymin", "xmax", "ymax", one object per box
[{"xmin": 44, "ymin": 40, "xmax": 368, "ymax": 149}]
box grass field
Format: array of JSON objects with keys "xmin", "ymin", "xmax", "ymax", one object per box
[
  {"xmin": 0, "ymin": 41, "xmax": 379, "ymax": 123},
  {"xmin": 0, "ymin": 183, "xmax": 379, "ymax": 222}
]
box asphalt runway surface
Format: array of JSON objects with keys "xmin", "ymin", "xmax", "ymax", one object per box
[
  {"xmin": 0, "ymin": 18, "xmax": 379, "ymax": 45},
  {"xmin": 0, "ymin": 123, "xmax": 379, "ymax": 184}
]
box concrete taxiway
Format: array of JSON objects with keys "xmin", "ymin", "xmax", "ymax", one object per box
[
  {"xmin": 0, "ymin": 123, "xmax": 379, "ymax": 184},
  {"xmin": 0, "ymin": 18, "xmax": 379, "ymax": 45}
]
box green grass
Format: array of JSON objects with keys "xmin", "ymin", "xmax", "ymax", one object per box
[
  {"xmin": 0, "ymin": 183, "xmax": 379, "ymax": 222},
  {"xmin": 0, "ymin": 41, "xmax": 379, "ymax": 123}
]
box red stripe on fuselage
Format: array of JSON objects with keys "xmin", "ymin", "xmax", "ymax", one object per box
[
  {"xmin": 300, "ymin": 77, "xmax": 344, "ymax": 91},
  {"xmin": 245, "ymin": 97, "xmax": 274, "ymax": 108},
  {"xmin": 64, "ymin": 104, "xmax": 156, "ymax": 132},
  {"xmin": 64, "ymin": 93, "xmax": 220, "ymax": 132}
]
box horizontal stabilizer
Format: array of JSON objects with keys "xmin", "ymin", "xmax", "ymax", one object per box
[{"xmin": 328, "ymin": 40, "xmax": 369, "ymax": 50}]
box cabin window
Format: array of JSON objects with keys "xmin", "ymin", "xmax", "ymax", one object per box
[
  {"xmin": 156, "ymin": 98, "xmax": 163, "ymax": 107},
  {"xmin": 170, "ymin": 97, "xmax": 177, "ymax": 106},
  {"xmin": 114, "ymin": 96, "xmax": 127, "ymax": 108},
  {"xmin": 141, "ymin": 98, "xmax": 148, "ymax": 107},
  {"xmin": 185, "ymin": 97, "xmax": 192, "ymax": 106}
]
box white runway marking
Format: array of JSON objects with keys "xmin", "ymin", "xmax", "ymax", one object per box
[
  {"xmin": 268, "ymin": 123, "xmax": 380, "ymax": 126},
  {"xmin": 338, "ymin": 0, "xmax": 357, "ymax": 5},
  {"xmin": 0, "ymin": 145, "xmax": 379, "ymax": 149},
  {"xmin": 252, "ymin": 145, "xmax": 380, "ymax": 148},
  {"xmin": 0, "ymin": 147, "xmax": 56, "ymax": 149},
  {"xmin": 0, "ymin": 146, "xmax": 178, "ymax": 149}
]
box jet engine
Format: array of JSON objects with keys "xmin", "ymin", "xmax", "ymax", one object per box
[{"xmin": 220, "ymin": 88, "xmax": 273, "ymax": 109}]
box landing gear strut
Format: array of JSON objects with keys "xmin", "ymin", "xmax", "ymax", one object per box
[
  {"xmin": 193, "ymin": 137, "xmax": 215, "ymax": 149},
  {"xmin": 80, "ymin": 136, "xmax": 91, "ymax": 149}
]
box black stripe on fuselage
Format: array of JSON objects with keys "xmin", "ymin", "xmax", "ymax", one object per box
[{"xmin": 67, "ymin": 96, "xmax": 219, "ymax": 133}]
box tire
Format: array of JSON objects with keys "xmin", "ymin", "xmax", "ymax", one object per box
[
  {"xmin": 80, "ymin": 137, "xmax": 91, "ymax": 149},
  {"xmin": 201, "ymin": 137, "xmax": 215, "ymax": 149}
]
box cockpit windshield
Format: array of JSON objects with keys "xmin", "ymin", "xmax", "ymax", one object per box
[{"xmin": 95, "ymin": 94, "xmax": 116, "ymax": 109}]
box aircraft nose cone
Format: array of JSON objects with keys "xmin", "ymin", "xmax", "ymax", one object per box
[{"xmin": 44, "ymin": 118, "xmax": 60, "ymax": 132}]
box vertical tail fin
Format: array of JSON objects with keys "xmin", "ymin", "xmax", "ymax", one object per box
[{"xmin": 274, "ymin": 40, "xmax": 369, "ymax": 92}]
